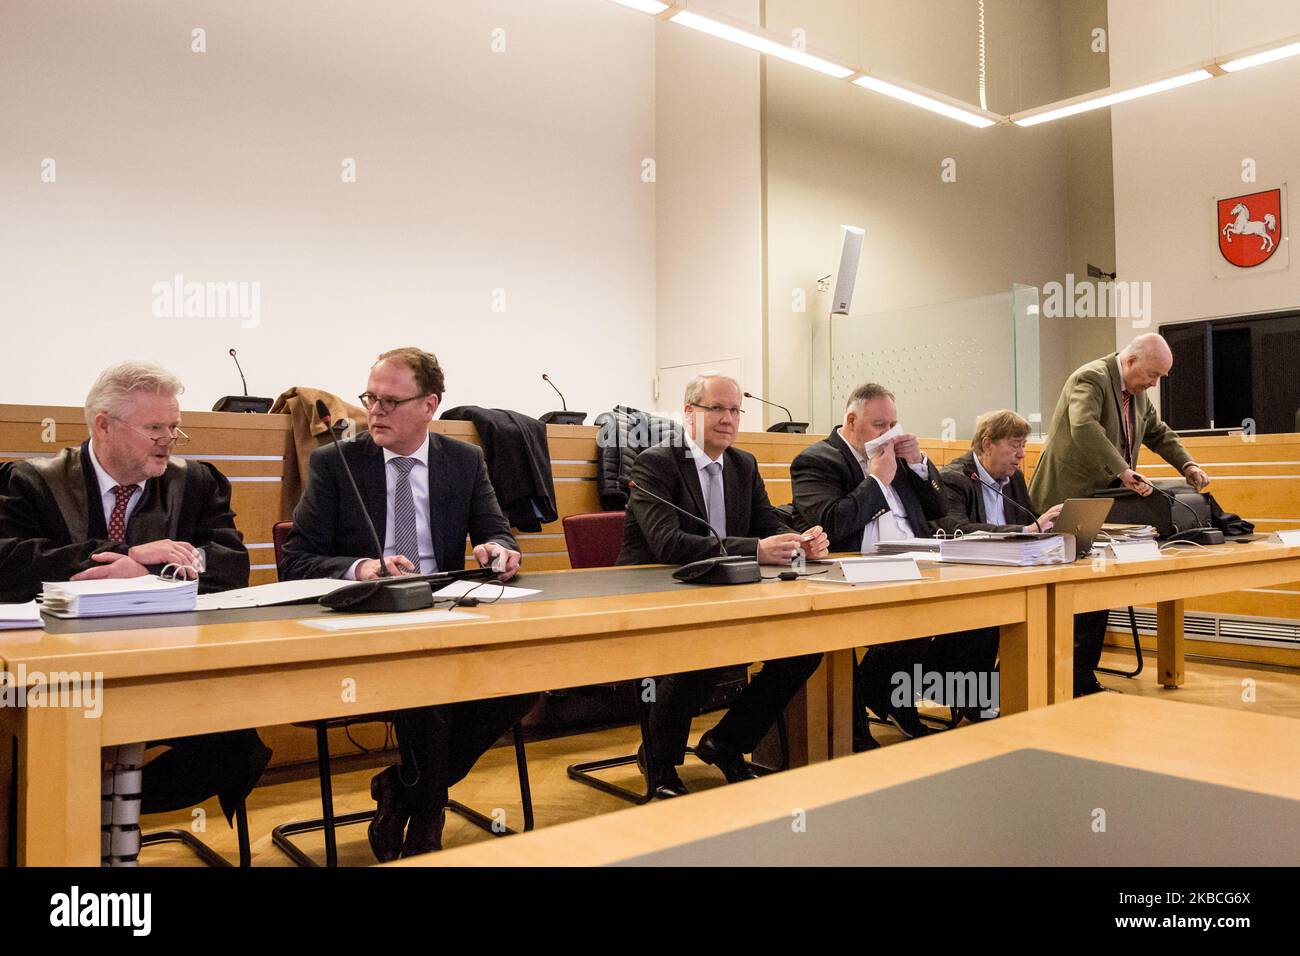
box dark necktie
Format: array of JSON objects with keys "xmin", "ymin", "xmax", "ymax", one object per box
[
  {"xmin": 1121, "ymin": 390, "xmax": 1134, "ymax": 465},
  {"xmin": 107, "ymin": 485, "xmax": 137, "ymax": 544},
  {"xmin": 390, "ymin": 457, "xmax": 421, "ymax": 569}
]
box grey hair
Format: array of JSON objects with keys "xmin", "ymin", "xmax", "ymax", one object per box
[
  {"xmin": 684, "ymin": 374, "xmax": 741, "ymax": 407},
  {"xmin": 84, "ymin": 361, "xmax": 185, "ymax": 429},
  {"xmin": 845, "ymin": 382, "xmax": 894, "ymax": 412}
]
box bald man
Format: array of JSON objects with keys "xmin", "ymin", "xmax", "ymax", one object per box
[{"xmin": 1031, "ymin": 333, "xmax": 1211, "ymax": 694}]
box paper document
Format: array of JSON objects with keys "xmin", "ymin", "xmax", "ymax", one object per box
[
  {"xmin": 300, "ymin": 609, "xmax": 487, "ymax": 631},
  {"xmin": 0, "ymin": 601, "xmax": 42, "ymax": 630},
  {"xmin": 431, "ymin": 580, "xmax": 539, "ymax": 600},
  {"xmin": 196, "ymin": 579, "xmax": 352, "ymax": 610},
  {"xmin": 41, "ymin": 576, "xmax": 198, "ymax": 618}
]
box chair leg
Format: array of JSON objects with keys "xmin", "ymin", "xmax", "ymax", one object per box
[
  {"xmin": 447, "ymin": 722, "xmax": 534, "ymax": 837},
  {"xmin": 140, "ymin": 798, "xmax": 252, "ymax": 868},
  {"xmin": 272, "ymin": 721, "xmax": 376, "ymax": 868},
  {"xmin": 567, "ymin": 684, "xmax": 658, "ymax": 805},
  {"xmin": 1096, "ymin": 607, "xmax": 1145, "ymax": 678}
]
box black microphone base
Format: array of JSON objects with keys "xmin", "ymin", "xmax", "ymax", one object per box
[
  {"xmin": 1168, "ymin": 528, "xmax": 1225, "ymax": 546},
  {"xmin": 673, "ymin": 556, "xmax": 762, "ymax": 585},
  {"xmin": 765, "ymin": 421, "xmax": 808, "ymax": 434},
  {"xmin": 320, "ymin": 579, "xmax": 434, "ymax": 613},
  {"xmin": 213, "ymin": 395, "xmax": 274, "ymax": 413},
  {"xmin": 539, "ymin": 410, "xmax": 587, "ymax": 426}
]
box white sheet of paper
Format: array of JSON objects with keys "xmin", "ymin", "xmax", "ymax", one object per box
[
  {"xmin": 430, "ymin": 580, "xmax": 540, "ymax": 600},
  {"xmin": 196, "ymin": 579, "xmax": 352, "ymax": 611},
  {"xmin": 0, "ymin": 601, "xmax": 42, "ymax": 629},
  {"xmin": 300, "ymin": 609, "xmax": 487, "ymax": 631},
  {"xmin": 863, "ymin": 423, "xmax": 905, "ymax": 455}
]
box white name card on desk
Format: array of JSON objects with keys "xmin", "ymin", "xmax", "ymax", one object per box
[
  {"xmin": 836, "ymin": 556, "xmax": 924, "ymax": 584},
  {"xmin": 1270, "ymin": 530, "xmax": 1300, "ymax": 546},
  {"xmin": 1104, "ymin": 540, "xmax": 1162, "ymax": 563}
]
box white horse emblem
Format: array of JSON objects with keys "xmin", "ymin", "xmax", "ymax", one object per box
[{"xmin": 1221, "ymin": 202, "xmax": 1277, "ymax": 252}]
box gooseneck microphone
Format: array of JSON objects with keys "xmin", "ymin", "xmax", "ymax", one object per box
[
  {"xmin": 743, "ymin": 391, "xmax": 808, "ymax": 435},
  {"xmin": 230, "ymin": 348, "xmax": 250, "ymax": 397},
  {"xmin": 968, "ymin": 472, "xmax": 1042, "ymax": 533},
  {"xmin": 626, "ymin": 478, "xmax": 760, "ymax": 585},
  {"xmin": 317, "ymin": 400, "xmax": 388, "ymax": 577},
  {"xmin": 539, "ymin": 373, "xmax": 587, "ymax": 426},
  {"xmin": 212, "ymin": 348, "xmax": 274, "ymax": 413},
  {"xmin": 1130, "ymin": 472, "xmax": 1223, "ymax": 544}
]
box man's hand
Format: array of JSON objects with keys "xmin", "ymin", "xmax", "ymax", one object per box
[
  {"xmin": 473, "ymin": 542, "xmax": 521, "ymax": 582},
  {"xmin": 1029, "ymin": 503, "xmax": 1065, "ymax": 533},
  {"xmin": 799, "ymin": 526, "xmax": 830, "ymax": 558},
  {"xmin": 127, "ymin": 539, "xmax": 201, "ymax": 569},
  {"xmin": 757, "ymin": 532, "xmax": 808, "ymax": 566},
  {"xmin": 1183, "ymin": 464, "xmax": 1211, "ymax": 492},
  {"xmin": 71, "ymin": 552, "xmax": 154, "ymax": 581},
  {"xmin": 1120, "ymin": 469, "xmax": 1153, "ymax": 496},
  {"xmin": 892, "ymin": 434, "xmax": 924, "ymax": 465},
  {"xmin": 356, "ymin": 556, "xmax": 416, "ymax": 579},
  {"xmin": 867, "ymin": 442, "xmax": 898, "ymax": 486}
]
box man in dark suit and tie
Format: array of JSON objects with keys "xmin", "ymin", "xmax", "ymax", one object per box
[
  {"xmin": 791, "ymin": 382, "xmax": 947, "ymax": 745},
  {"xmin": 280, "ymin": 346, "xmax": 537, "ymax": 860},
  {"xmin": 618, "ymin": 374, "xmax": 829, "ymax": 798},
  {"xmin": 1030, "ymin": 334, "xmax": 1211, "ymax": 694}
]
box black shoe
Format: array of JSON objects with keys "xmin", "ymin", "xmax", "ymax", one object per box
[
  {"xmin": 961, "ymin": 706, "xmax": 999, "ymax": 723},
  {"xmin": 636, "ymin": 745, "xmax": 689, "ymax": 798},
  {"xmin": 1074, "ymin": 674, "xmax": 1106, "ymax": 697},
  {"xmin": 886, "ymin": 708, "xmax": 934, "ymax": 739},
  {"xmin": 852, "ymin": 731, "xmax": 880, "ymax": 753},
  {"xmin": 400, "ymin": 805, "xmax": 446, "ymax": 858},
  {"xmin": 368, "ymin": 767, "xmax": 411, "ymax": 863},
  {"xmin": 693, "ymin": 731, "xmax": 761, "ymax": 784}
]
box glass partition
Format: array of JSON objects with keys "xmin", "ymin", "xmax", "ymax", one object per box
[{"xmin": 818, "ymin": 285, "xmax": 1041, "ymax": 441}]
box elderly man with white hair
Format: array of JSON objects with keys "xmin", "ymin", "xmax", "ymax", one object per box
[
  {"xmin": 1030, "ymin": 333, "xmax": 1212, "ymax": 695},
  {"xmin": 0, "ymin": 360, "xmax": 269, "ymax": 864}
]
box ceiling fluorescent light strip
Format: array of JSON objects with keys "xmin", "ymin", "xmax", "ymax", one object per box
[
  {"xmin": 1011, "ymin": 69, "xmax": 1211, "ymax": 126},
  {"xmin": 608, "ymin": 0, "xmax": 670, "ymax": 13},
  {"xmin": 1220, "ymin": 38, "xmax": 1300, "ymax": 72},
  {"xmin": 853, "ymin": 74, "xmax": 999, "ymax": 128},
  {"xmin": 669, "ymin": 9, "xmax": 855, "ymax": 79}
]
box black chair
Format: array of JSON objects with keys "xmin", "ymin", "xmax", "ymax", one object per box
[
  {"xmin": 268, "ymin": 520, "xmax": 534, "ymax": 866},
  {"xmin": 1095, "ymin": 606, "xmax": 1145, "ymax": 678},
  {"xmin": 560, "ymin": 513, "xmax": 790, "ymax": 804},
  {"xmin": 142, "ymin": 802, "xmax": 252, "ymax": 867}
]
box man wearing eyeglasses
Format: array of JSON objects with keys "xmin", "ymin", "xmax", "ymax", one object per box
[
  {"xmin": 0, "ymin": 360, "xmax": 267, "ymax": 864},
  {"xmin": 280, "ymin": 346, "xmax": 535, "ymax": 860},
  {"xmin": 618, "ymin": 374, "xmax": 830, "ymax": 798}
]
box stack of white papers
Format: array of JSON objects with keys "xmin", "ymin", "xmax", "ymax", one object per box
[
  {"xmin": 938, "ymin": 533, "xmax": 1071, "ymax": 566},
  {"xmin": 1101, "ymin": 523, "xmax": 1157, "ymax": 541},
  {"xmin": 0, "ymin": 601, "xmax": 42, "ymax": 630},
  {"xmin": 195, "ymin": 579, "xmax": 353, "ymax": 611},
  {"xmin": 40, "ymin": 577, "xmax": 198, "ymax": 618}
]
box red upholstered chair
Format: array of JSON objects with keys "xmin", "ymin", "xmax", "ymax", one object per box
[
  {"xmin": 267, "ymin": 520, "xmax": 533, "ymax": 866},
  {"xmin": 562, "ymin": 511, "xmax": 626, "ymax": 569}
]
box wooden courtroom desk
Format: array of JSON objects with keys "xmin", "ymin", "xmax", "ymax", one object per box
[
  {"xmin": 0, "ymin": 563, "xmax": 1054, "ymax": 866},
  {"xmin": 404, "ymin": 694, "xmax": 1300, "ymax": 867},
  {"xmin": 1035, "ymin": 540, "xmax": 1300, "ymax": 701}
]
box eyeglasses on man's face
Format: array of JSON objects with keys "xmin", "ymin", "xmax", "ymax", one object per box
[
  {"xmin": 111, "ymin": 416, "xmax": 189, "ymax": 447},
  {"xmin": 689, "ymin": 403, "xmax": 745, "ymax": 419},
  {"xmin": 358, "ymin": 392, "xmax": 429, "ymax": 413}
]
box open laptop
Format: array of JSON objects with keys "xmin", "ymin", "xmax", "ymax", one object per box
[{"xmin": 1052, "ymin": 498, "xmax": 1114, "ymax": 555}]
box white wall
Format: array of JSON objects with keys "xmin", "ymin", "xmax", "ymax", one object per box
[
  {"xmin": 652, "ymin": 0, "xmax": 764, "ymax": 419},
  {"xmin": 0, "ymin": 0, "xmax": 657, "ymax": 418},
  {"xmin": 1109, "ymin": 0, "xmax": 1300, "ymax": 341}
]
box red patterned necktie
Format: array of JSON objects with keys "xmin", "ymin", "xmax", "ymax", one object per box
[
  {"xmin": 1121, "ymin": 391, "xmax": 1134, "ymax": 465},
  {"xmin": 107, "ymin": 485, "xmax": 137, "ymax": 544}
]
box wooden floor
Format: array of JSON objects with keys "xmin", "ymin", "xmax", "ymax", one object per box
[{"xmin": 139, "ymin": 647, "xmax": 1300, "ymax": 866}]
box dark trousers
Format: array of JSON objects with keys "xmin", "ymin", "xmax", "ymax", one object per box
[
  {"xmin": 644, "ymin": 654, "xmax": 823, "ymax": 769},
  {"xmin": 856, "ymin": 637, "xmax": 931, "ymax": 723},
  {"xmin": 925, "ymin": 627, "xmax": 1002, "ymax": 715},
  {"xmin": 141, "ymin": 729, "xmax": 271, "ymax": 825},
  {"xmin": 392, "ymin": 694, "xmax": 539, "ymax": 809},
  {"xmin": 1074, "ymin": 609, "xmax": 1110, "ymax": 678}
]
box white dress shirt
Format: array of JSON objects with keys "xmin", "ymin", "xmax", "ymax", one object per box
[
  {"xmin": 973, "ymin": 452, "xmax": 1010, "ymax": 526},
  {"xmin": 87, "ymin": 441, "xmax": 144, "ymax": 531},
  {"xmin": 346, "ymin": 434, "xmax": 436, "ymax": 578},
  {"xmin": 841, "ymin": 429, "xmax": 930, "ymax": 553}
]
